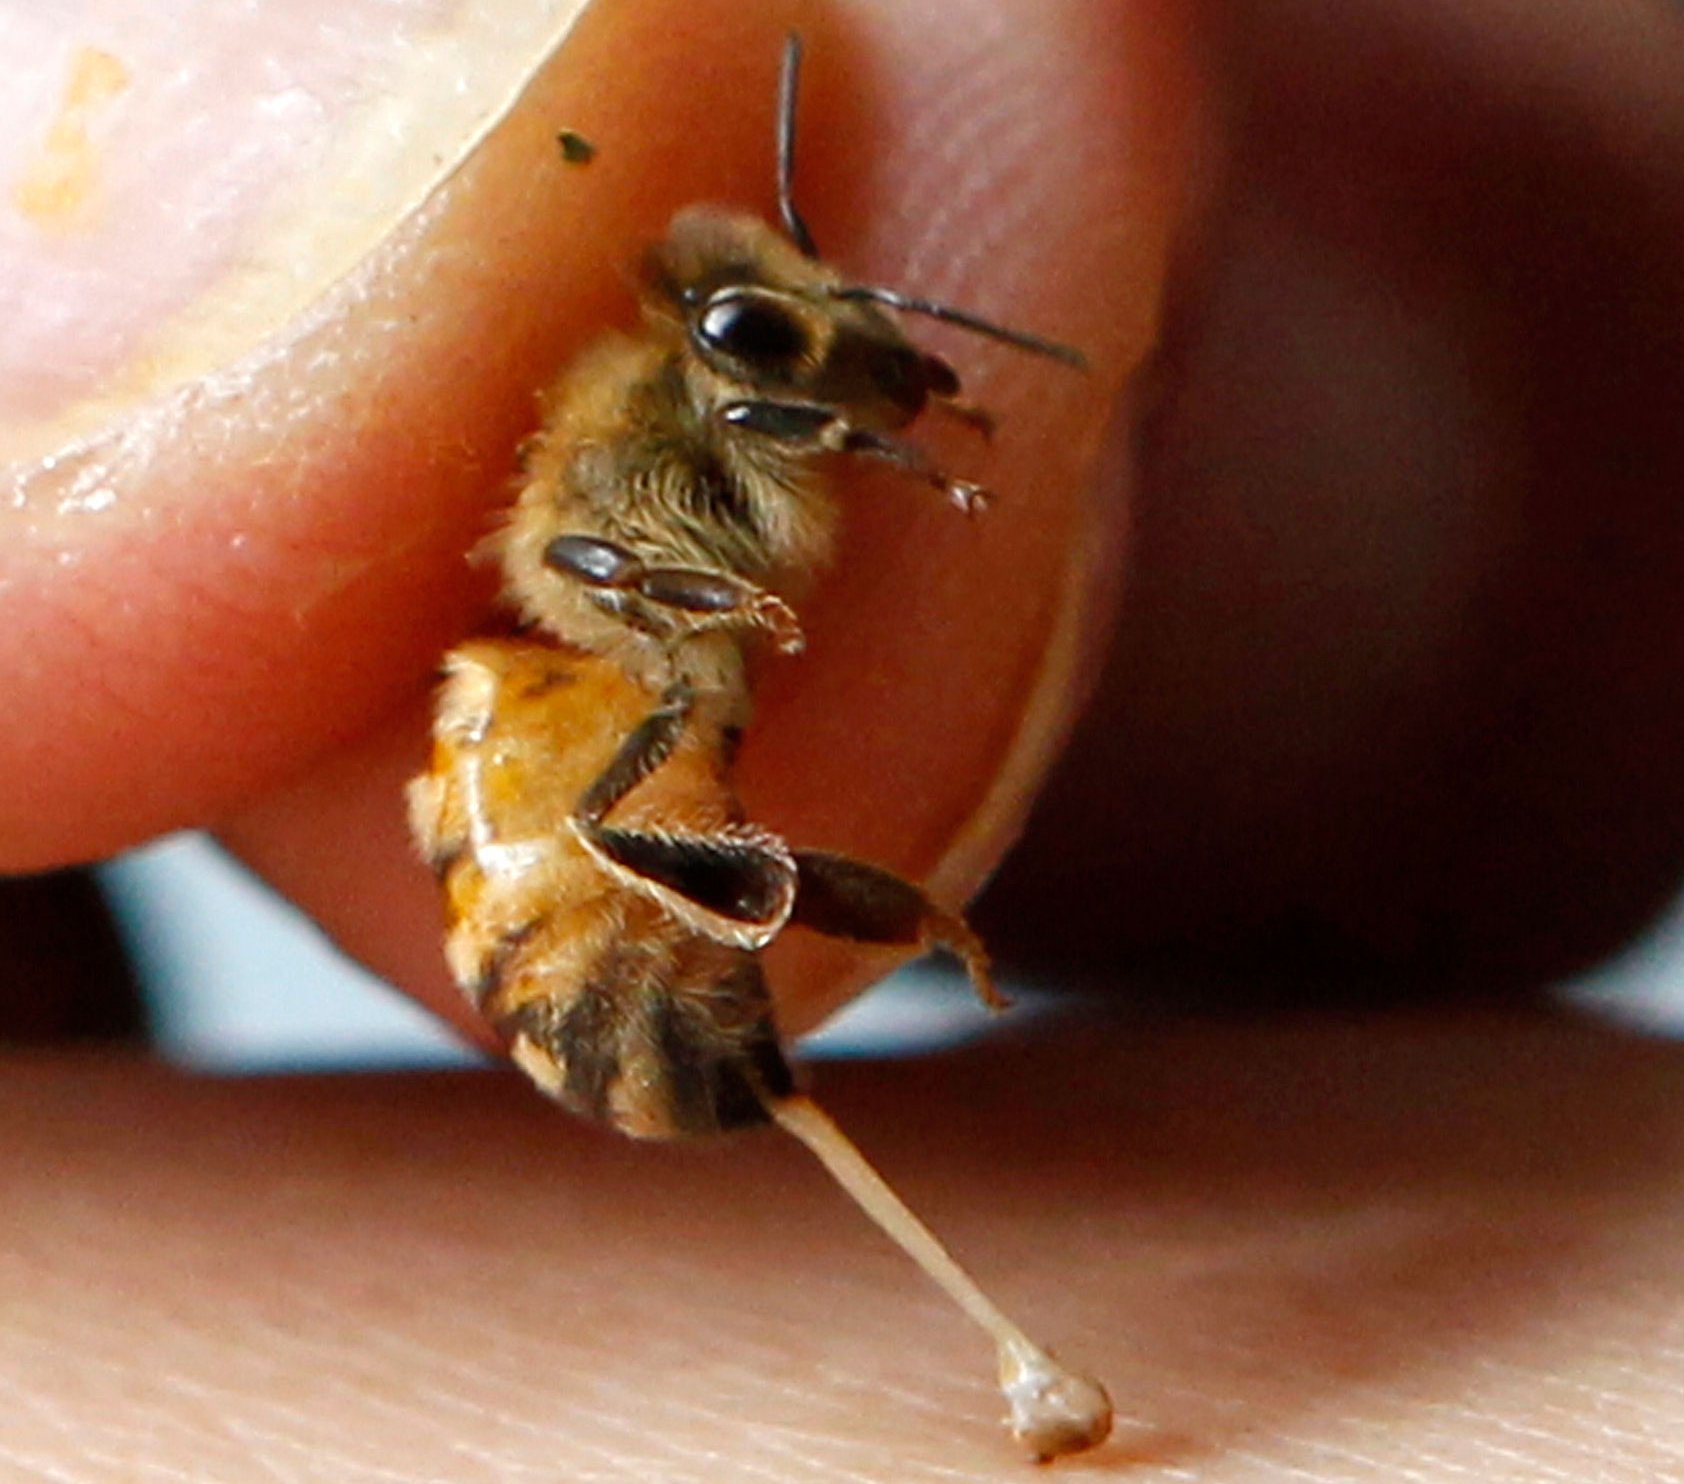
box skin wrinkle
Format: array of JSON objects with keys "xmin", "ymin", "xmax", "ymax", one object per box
[
  {"xmin": 889, "ymin": 55, "xmax": 1015, "ymax": 293},
  {"xmin": 876, "ymin": 41, "xmax": 1094, "ymax": 335}
]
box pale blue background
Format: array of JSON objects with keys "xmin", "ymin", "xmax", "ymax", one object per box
[{"xmin": 97, "ymin": 832, "xmax": 1024, "ymax": 1071}]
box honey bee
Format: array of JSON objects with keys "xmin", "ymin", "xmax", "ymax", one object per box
[{"xmin": 408, "ymin": 36, "xmax": 1109, "ymax": 1462}]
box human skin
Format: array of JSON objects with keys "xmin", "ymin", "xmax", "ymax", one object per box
[
  {"xmin": 7, "ymin": 1007, "xmax": 1684, "ymax": 1481},
  {"xmin": 0, "ymin": 0, "xmax": 1190, "ymax": 1033},
  {"xmin": 6, "ymin": 0, "xmax": 1684, "ymax": 1479}
]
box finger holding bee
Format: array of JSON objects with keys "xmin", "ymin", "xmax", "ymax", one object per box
[{"xmin": 196, "ymin": 0, "xmax": 1204, "ymax": 1049}]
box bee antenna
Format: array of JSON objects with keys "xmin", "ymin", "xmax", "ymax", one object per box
[
  {"xmin": 777, "ymin": 33, "xmax": 820, "ymax": 258},
  {"xmin": 831, "ymin": 285, "xmax": 1088, "ymax": 369}
]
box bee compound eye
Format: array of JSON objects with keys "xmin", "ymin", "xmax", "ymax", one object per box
[{"xmin": 696, "ymin": 291, "xmax": 809, "ymax": 366}]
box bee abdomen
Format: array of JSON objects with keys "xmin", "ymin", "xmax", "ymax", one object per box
[
  {"xmin": 497, "ymin": 947, "xmax": 796, "ymax": 1139},
  {"xmin": 441, "ymin": 866, "xmax": 614, "ymax": 1022}
]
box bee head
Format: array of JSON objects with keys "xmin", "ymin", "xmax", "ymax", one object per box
[
  {"xmin": 641, "ymin": 36, "xmax": 1081, "ymax": 439},
  {"xmin": 645, "ymin": 206, "xmax": 962, "ymax": 434}
]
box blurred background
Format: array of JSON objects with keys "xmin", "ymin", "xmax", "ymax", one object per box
[
  {"xmin": 4, "ymin": 832, "xmax": 1684, "ymax": 1069},
  {"xmin": 0, "ymin": 835, "xmax": 1021, "ymax": 1068}
]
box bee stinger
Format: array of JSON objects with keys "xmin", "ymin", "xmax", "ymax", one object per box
[{"xmin": 408, "ymin": 34, "xmax": 1109, "ymax": 1462}]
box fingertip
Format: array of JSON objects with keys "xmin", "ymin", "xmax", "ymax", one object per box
[
  {"xmin": 0, "ymin": 0, "xmax": 829, "ymax": 868},
  {"xmin": 220, "ymin": 0, "xmax": 1205, "ymax": 1031}
]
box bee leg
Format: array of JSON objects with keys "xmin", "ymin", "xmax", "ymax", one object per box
[
  {"xmin": 929, "ymin": 394, "xmax": 997, "ymax": 441},
  {"xmin": 718, "ymin": 399, "xmax": 839, "ymax": 444},
  {"xmin": 543, "ymin": 534, "xmax": 804, "ymax": 654},
  {"xmin": 717, "ymin": 399, "xmax": 989, "ymax": 517},
  {"xmin": 573, "ymin": 679, "xmax": 695, "ymax": 826},
  {"xmin": 572, "ymin": 684, "xmax": 798, "ymax": 944},
  {"xmin": 789, "ymin": 850, "xmax": 1007, "ymax": 1011},
  {"xmin": 839, "ymin": 429, "xmax": 991, "ymax": 517}
]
